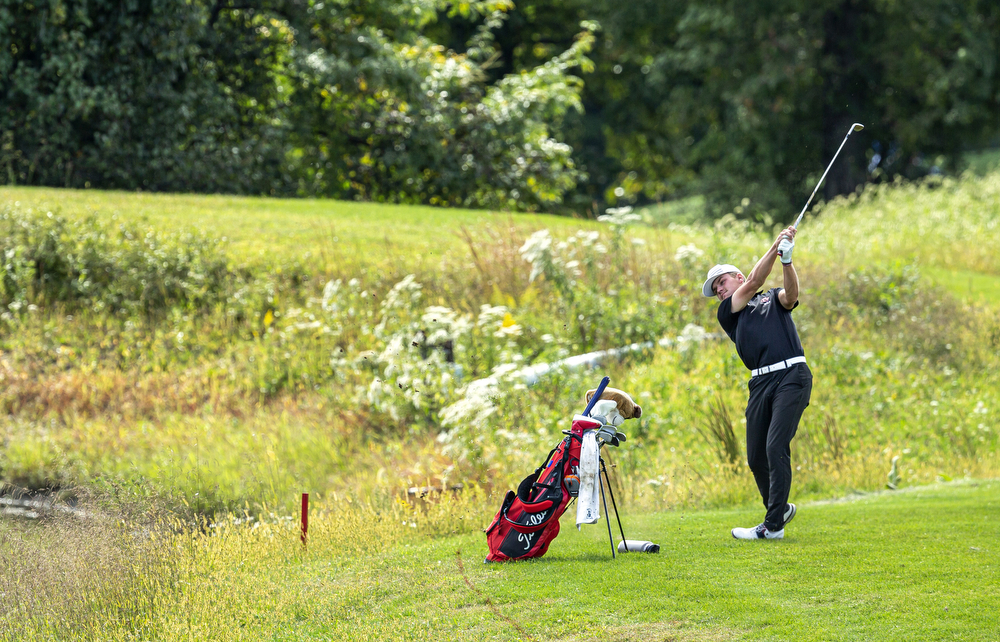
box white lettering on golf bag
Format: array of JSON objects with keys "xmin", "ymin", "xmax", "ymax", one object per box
[
  {"xmin": 526, "ymin": 510, "xmax": 548, "ymax": 526},
  {"xmin": 517, "ymin": 531, "xmax": 536, "ymax": 551}
]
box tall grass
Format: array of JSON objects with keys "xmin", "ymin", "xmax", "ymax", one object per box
[
  {"xmin": 696, "ymin": 392, "xmax": 742, "ymax": 471},
  {"xmin": 807, "ymin": 172, "xmax": 1000, "ymax": 275},
  {"xmin": 0, "ymin": 491, "xmax": 174, "ymax": 641},
  {"xmin": 0, "ymin": 485, "xmax": 490, "ymax": 641}
]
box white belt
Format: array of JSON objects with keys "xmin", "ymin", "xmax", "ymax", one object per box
[{"xmin": 750, "ymin": 356, "xmax": 806, "ymax": 378}]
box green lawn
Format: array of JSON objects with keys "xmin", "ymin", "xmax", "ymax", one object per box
[
  {"xmin": 0, "ymin": 186, "xmax": 579, "ymax": 271},
  {"xmin": 924, "ymin": 266, "xmax": 1000, "ymax": 304},
  {"xmin": 204, "ymin": 480, "xmax": 997, "ymax": 642},
  {"xmin": 4, "ymin": 481, "xmax": 996, "ymax": 640}
]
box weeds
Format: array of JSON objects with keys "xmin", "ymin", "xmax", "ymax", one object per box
[
  {"xmin": 696, "ymin": 392, "xmax": 742, "ymax": 472},
  {"xmin": 0, "ymin": 206, "xmax": 236, "ymax": 318},
  {"xmin": 0, "ymin": 490, "xmax": 175, "ymax": 641},
  {"xmin": 820, "ymin": 413, "xmax": 845, "ymax": 462}
]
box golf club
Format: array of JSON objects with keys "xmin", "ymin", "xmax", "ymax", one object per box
[{"xmin": 793, "ymin": 122, "xmax": 864, "ymax": 229}]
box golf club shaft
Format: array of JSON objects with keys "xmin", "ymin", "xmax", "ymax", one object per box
[{"xmin": 793, "ymin": 123, "xmax": 863, "ymax": 229}]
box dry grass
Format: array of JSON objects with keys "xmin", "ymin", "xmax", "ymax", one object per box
[
  {"xmin": 0, "ymin": 491, "xmax": 176, "ymax": 641},
  {"xmin": 0, "ymin": 483, "xmax": 496, "ymax": 641}
]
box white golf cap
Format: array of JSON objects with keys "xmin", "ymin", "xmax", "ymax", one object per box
[{"xmin": 702, "ymin": 264, "xmax": 743, "ymax": 297}]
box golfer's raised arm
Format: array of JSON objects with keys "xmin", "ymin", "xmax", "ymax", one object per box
[
  {"xmin": 730, "ymin": 229, "xmax": 790, "ymax": 310},
  {"xmin": 777, "ymin": 225, "xmax": 799, "ymax": 309},
  {"xmin": 779, "ymin": 261, "xmax": 799, "ymax": 309}
]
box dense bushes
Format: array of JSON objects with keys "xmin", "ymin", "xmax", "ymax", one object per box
[
  {"xmin": 0, "ymin": 206, "xmax": 234, "ymax": 317},
  {"xmin": 0, "ymin": 0, "xmax": 594, "ymax": 212},
  {"xmin": 3, "ymin": 1, "xmax": 997, "ymax": 216}
]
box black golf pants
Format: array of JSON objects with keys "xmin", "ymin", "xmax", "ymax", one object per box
[{"xmin": 745, "ymin": 363, "xmax": 812, "ymax": 531}]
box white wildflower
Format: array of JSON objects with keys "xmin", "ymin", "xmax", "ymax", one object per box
[
  {"xmin": 598, "ymin": 206, "xmax": 641, "ymax": 228},
  {"xmin": 673, "ymin": 243, "xmax": 704, "ymax": 263},
  {"xmin": 677, "ymin": 323, "xmax": 708, "ymax": 356},
  {"xmin": 477, "ymin": 304, "xmax": 508, "ymax": 328},
  {"xmin": 519, "ymin": 230, "xmax": 553, "ymax": 282}
]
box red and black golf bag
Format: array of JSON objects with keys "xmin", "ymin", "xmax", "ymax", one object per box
[{"xmin": 484, "ymin": 414, "xmax": 601, "ymax": 562}]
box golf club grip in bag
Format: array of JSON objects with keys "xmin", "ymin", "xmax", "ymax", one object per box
[{"xmin": 485, "ymin": 415, "xmax": 600, "ymax": 562}]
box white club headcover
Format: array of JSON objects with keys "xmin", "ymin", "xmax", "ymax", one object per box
[
  {"xmin": 575, "ymin": 430, "xmax": 601, "ymax": 529},
  {"xmin": 590, "ymin": 399, "xmax": 624, "ymax": 427}
]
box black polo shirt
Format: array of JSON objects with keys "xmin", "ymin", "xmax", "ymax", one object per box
[{"xmin": 717, "ymin": 287, "xmax": 804, "ymax": 371}]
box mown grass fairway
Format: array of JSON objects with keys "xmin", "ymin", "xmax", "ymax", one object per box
[
  {"xmin": 425, "ymin": 482, "xmax": 999, "ymax": 641},
  {"xmin": 0, "ymin": 186, "xmax": 582, "ymax": 272},
  {"xmin": 5, "ymin": 480, "xmax": 994, "ymax": 641}
]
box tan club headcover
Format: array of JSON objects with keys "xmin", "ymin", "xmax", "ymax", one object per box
[{"xmin": 584, "ymin": 387, "xmax": 642, "ymax": 420}]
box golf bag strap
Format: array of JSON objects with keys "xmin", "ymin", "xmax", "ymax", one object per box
[
  {"xmin": 524, "ymin": 442, "xmax": 565, "ymax": 498},
  {"xmin": 501, "ymin": 435, "xmax": 573, "ymax": 533},
  {"xmin": 536, "ymin": 445, "xmax": 559, "ymax": 472},
  {"xmin": 501, "ymin": 502, "xmax": 557, "ymax": 532}
]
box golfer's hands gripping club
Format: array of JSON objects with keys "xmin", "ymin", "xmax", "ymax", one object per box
[
  {"xmin": 776, "ymin": 226, "xmax": 796, "ymax": 264},
  {"xmin": 778, "ymin": 239, "xmax": 794, "ymax": 264}
]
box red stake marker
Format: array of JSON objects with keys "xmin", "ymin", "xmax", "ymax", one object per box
[{"xmin": 301, "ymin": 493, "xmax": 309, "ymax": 547}]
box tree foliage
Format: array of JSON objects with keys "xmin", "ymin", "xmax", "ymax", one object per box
[
  {"xmin": 1, "ymin": 0, "xmax": 998, "ymax": 216},
  {"xmin": 282, "ymin": 1, "xmax": 596, "ymax": 209},
  {"xmin": 0, "ymin": 0, "xmax": 293, "ymax": 192},
  {"xmin": 1, "ymin": 0, "xmax": 594, "ymax": 210},
  {"xmin": 579, "ymin": 0, "xmax": 1000, "ymax": 217}
]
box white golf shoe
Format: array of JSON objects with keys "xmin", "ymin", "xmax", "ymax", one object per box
[
  {"xmin": 731, "ymin": 503, "xmax": 797, "ymax": 540},
  {"xmin": 731, "ymin": 523, "xmax": 784, "ymax": 540},
  {"xmin": 783, "ymin": 503, "xmax": 797, "ymax": 527}
]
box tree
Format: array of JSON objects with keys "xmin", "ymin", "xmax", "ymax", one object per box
[
  {"xmin": 281, "ymin": 0, "xmax": 596, "ymax": 210},
  {"xmin": 0, "ymin": 0, "xmax": 291, "ymax": 193},
  {"xmin": 435, "ymin": 0, "xmax": 1000, "ymax": 217},
  {"xmin": 585, "ymin": 0, "xmax": 1000, "ymax": 218},
  {"xmin": 0, "ymin": 0, "xmax": 596, "ymax": 211}
]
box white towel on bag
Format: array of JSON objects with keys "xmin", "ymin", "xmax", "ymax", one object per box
[{"xmin": 575, "ymin": 430, "xmax": 601, "ymax": 529}]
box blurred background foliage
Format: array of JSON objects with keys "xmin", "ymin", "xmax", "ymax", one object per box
[{"xmin": 1, "ymin": 0, "xmax": 998, "ymax": 217}]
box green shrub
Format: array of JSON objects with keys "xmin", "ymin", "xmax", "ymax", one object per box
[{"xmin": 0, "ymin": 206, "xmax": 232, "ymax": 317}]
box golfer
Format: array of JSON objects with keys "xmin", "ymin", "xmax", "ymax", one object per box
[{"xmin": 703, "ymin": 226, "xmax": 811, "ymax": 540}]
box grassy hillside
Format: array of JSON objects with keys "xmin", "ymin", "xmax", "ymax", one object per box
[
  {"xmin": 0, "ymin": 186, "xmax": 579, "ymax": 273},
  {"xmin": 1, "ymin": 173, "xmax": 998, "ymax": 514}
]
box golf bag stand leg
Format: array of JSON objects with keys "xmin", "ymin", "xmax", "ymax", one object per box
[
  {"xmin": 598, "ymin": 467, "xmax": 616, "ymax": 559},
  {"xmin": 601, "ymin": 458, "xmax": 628, "ymax": 550}
]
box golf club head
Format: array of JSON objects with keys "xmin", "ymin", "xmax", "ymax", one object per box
[
  {"xmin": 851, "ymin": 123, "xmax": 864, "ymax": 132},
  {"xmin": 595, "ymin": 424, "xmax": 620, "ymax": 446}
]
